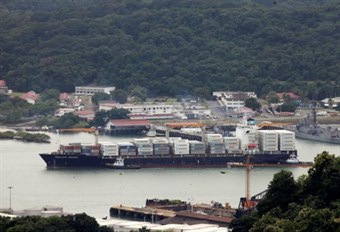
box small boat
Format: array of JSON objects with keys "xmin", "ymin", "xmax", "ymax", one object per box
[
  {"xmin": 145, "ymin": 130, "xmax": 157, "ymax": 137},
  {"xmin": 286, "ymin": 154, "xmax": 299, "ymax": 164},
  {"xmin": 105, "ymin": 157, "xmax": 141, "ymax": 170}
]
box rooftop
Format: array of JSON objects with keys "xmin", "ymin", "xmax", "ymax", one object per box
[{"xmin": 109, "ymin": 119, "xmax": 151, "ymax": 126}]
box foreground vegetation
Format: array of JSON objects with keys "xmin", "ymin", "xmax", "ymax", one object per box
[
  {"xmin": 0, "ymin": 213, "xmax": 112, "ymax": 232},
  {"xmin": 231, "ymin": 151, "xmax": 340, "ymax": 231},
  {"xmin": 1, "ymin": 0, "xmax": 339, "ymax": 99}
]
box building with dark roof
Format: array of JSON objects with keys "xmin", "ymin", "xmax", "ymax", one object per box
[{"xmin": 104, "ymin": 119, "xmax": 151, "ymax": 135}]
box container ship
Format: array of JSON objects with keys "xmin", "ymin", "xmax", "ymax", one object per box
[{"xmin": 39, "ymin": 119, "xmax": 301, "ymax": 168}]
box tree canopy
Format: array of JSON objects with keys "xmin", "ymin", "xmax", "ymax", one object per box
[
  {"xmin": 0, "ymin": 213, "xmax": 111, "ymax": 232},
  {"xmin": 231, "ymin": 151, "xmax": 340, "ymax": 232},
  {"xmin": 0, "ymin": 0, "xmax": 339, "ymax": 99}
]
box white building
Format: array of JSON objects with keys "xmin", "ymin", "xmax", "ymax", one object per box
[
  {"xmin": 321, "ymin": 97, "xmax": 340, "ymax": 108},
  {"xmin": 116, "ymin": 103, "xmax": 175, "ymax": 119},
  {"xmin": 75, "ymin": 86, "xmax": 115, "ymax": 96},
  {"xmin": 213, "ymin": 91, "xmax": 257, "ymax": 109},
  {"xmin": 98, "ymin": 101, "xmax": 117, "ymax": 111}
]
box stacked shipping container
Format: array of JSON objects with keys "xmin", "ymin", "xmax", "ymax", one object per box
[
  {"xmin": 223, "ymin": 137, "xmax": 241, "ymax": 153},
  {"xmin": 132, "ymin": 139, "xmax": 153, "ymax": 156},
  {"xmin": 117, "ymin": 142, "xmax": 137, "ymax": 156},
  {"xmin": 277, "ymin": 130, "xmax": 295, "ymax": 151},
  {"xmin": 206, "ymin": 134, "xmax": 225, "ymax": 154},
  {"xmin": 99, "ymin": 142, "xmax": 119, "ymax": 156},
  {"xmin": 171, "ymin": 139, "xmax": 190, "ymax": 155},
  {"xmin": 189, "ymin": 140, "xmax": 206, "ymax": 155},
  {"xmin": 152, "ymin": 138, "xmax": 170, "ymax": 155},
  {"xmin": 258, "ymin": 131, "xmax": 279, "ymax": 152}
]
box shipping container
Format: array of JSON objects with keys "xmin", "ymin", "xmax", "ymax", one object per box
[{"xmin": 205, "ymin": 134, "xmax": 223, "ymax": 143}]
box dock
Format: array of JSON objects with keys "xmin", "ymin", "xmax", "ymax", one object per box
[
  {"xmin": 110, "ymin": 204, "xmax": 234, "ymax": 227},
  {"xmin": 110, "ymin": 205, "xmax": 175, "ymax": 223}
]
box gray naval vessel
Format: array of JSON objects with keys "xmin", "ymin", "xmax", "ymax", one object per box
[{"xmin": 293, "ymin": 108, "xmax": 340, "ymax": 144}]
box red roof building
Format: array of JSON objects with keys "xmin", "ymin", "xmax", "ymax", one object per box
[
  {"xmin": 276, "ymin": 92, "xmax": 300, "ymax": 100},
  {"xmin": 21, "ymin": 91, "xmax": 39, "ymax": 104},
  {"xmin": 59, "ymin": 93, "xmax": 69, "ymax": 101},
  {"xmin": 98, "ymin": 101, "xmax": 117, "ymax": 111},
  {"xmin": 0, "ymin": 80, "xmax": 6, "ymax": 87},
  {"xmin": 0, "ymin": 80, "xmax": 8, "ymax": 94}
]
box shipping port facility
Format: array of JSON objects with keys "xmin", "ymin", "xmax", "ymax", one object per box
[{"xmin": 39, "ymin": 118, "xmax": 310, "ymax": 168}]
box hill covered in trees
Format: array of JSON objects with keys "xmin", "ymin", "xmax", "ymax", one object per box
[{"xmin": 0, "ymin": 0, "xmax": 339, "ymax": 99}]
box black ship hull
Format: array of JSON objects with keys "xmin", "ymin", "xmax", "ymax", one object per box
[{"xmin": 39, "ymin": 152, "xmax": 296, "ymax": 168}]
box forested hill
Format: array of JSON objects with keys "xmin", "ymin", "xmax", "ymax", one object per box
[{"xmin": 0, "ymin": 0, "xmax": 339, "ymax": 99}]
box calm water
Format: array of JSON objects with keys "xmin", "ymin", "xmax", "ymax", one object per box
[{"xmin": 0, "ymin": 131, "xmax": 339, "ymax": 218}]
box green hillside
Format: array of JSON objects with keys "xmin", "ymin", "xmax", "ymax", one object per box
[{"xmin": 0, "ymin": 0, "xmax": 339, "ymax": 99}]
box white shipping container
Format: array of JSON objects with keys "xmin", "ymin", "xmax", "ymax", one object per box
[
  {"xmin": 205, "ymin": 134, "xmax": 223, "ymax": 139},
  {"xmin": 132, "ymin": 138, "xmax": 151, "ymax": 144},
  {"xmin": 137, "ymin": 147, "xmax": 153, "ymax": 152},
  {"xmin": 102, "ymin": 151, "xmax": 119, "ymax": 156},
  {"xmin": 173, "ymin": 151, "xmax": 190, "ymax": 155},
  {"xmin": 206, "ymin": 134, "xmax": 223, "ymax": 143},
  {"xmin": 152, "ymin": 138, "xmax": 169, "ymax": 143}
]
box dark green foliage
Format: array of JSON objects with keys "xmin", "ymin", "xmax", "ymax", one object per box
[
  {"xmin": 256, "ymin": 170, "xmax": 298, "ymax": 216},
  {"xmin": 39, "ymin": 89, "xmax": 60, "ymax": 102},
  {"xmin": 0, "ymin": 131, "xmax": 50, "ymax": 142},
  {"xmin": 16, "ymin": 132, "xmax": 51, "ymax": 143},
  {"xmin": 229, "ymin": 213, "xmax": 257, "ymax": 232},
  {"xmin": 0, "ymin": 94, "xmax": 10, "ymax": 103},
  {"xmin": 267, "ymin": 91, "xmax": 280, "ymax": 104},
  {"xmin": 52, "ymin": 113, "xmax": 83, "ymax": 129},
  {"xmin": 129, "ymin": 86, "xmax": 148, "ymax": 102},
  {"xmin": 31, "ymin": 100, "xmax": 59, "ymax": 116},
  {"xmin": 302, "ymin": 152, "xmax": 340, "ymax": 205},
  {"xmin": 0, "ymin": 131, "xmax": 16, "ymax": 139},
  {"xmin": 276, "ymin": 102, "xmax": 296, "ymax": 112},
  {"xmin": 111, "ymin": 89, "xmax": 128, "ymax": 104},
  {"xmin": 91, "ymin": 108, "xmax": 129, "ymax": 127},
  {"xmin": 91, "ymin": 92, "xmax": 111, "ymax": 105},
  {"xmin": 244, "ymin": 98, "xmax": 261, "ymax": 111},
  {"xmin": 231, "ymin": 152, "xmax": 340, "ymax": 231},
  {"xmin": 107, "ymin": 108, "xmax": 130, "ymax": 120},
  {"xmin": 138, "ymin": 226, "xmax": 151, "ymax": 232},
  {"xmin": 0, "ymin": 95, "xmax": 58, "ymax": 123},
  {"xmin": 1, "ymin": 0, "xmax": 339, "ymax": 99},
  {"xmin": 0, "ymin": 213, "xmax": 111, "ymax": 232}
]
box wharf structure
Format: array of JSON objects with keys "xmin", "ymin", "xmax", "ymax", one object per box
[
  {"xmin": 109, "ymin": 203, "xmax": 234, "ymax": 228},
  {"xmin": 103, "ymin": 119, "xmax": 151, "ymax": 135}
]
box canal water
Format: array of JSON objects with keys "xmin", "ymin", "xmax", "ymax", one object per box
[{"xmin": 0, "ymin": 131, "xmax": 339, "ymax": 218}]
